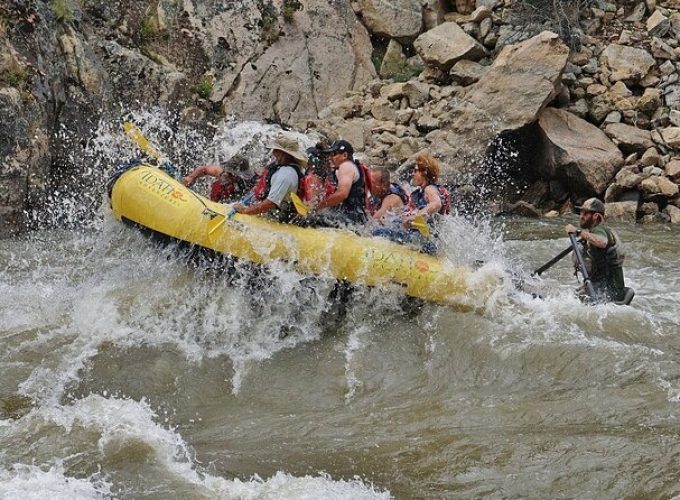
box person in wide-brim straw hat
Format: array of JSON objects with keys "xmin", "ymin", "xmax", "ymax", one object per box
[
  {"xmin": 267, "ymin": 134, "xmax": 308, "ymax": 167},
  {"xmin": 232, "ymin": 133, "xmax": 307, "ymax": 221}
]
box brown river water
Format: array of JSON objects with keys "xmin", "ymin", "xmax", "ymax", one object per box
[{"xmin": 1, "ymin": 211, "xmax": 679, "ymax": 499}]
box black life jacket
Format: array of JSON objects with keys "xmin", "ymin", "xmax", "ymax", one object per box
[{"xmin": 330, "ymin": 160, "xmax": 367, "ymax": 223}]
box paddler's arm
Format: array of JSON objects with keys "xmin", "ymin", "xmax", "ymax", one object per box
[
  {"xmin": 314, "ymin": 161, "xmax": 353, "ymax": 210},
  {"xmin": 233, "ymin": 199, "xmax": 277, "ymax": 215},
  {"xmin": 403, "ymin": 185, "xmax": 442, "ymax": 225},
  {"xmin": 420, "ymin": 185, "xmax": 443, "ymax": 215},
  {"xmin": 372, "ymin": 194, "xmax": 403, "ymax": 221},
  {"xmin": 564, "ymin": 224, "xmax": 608, "ymax": 248},
  {"xmin": 182, "ymin": 164, "xmax": 223, "ymax": 186}
]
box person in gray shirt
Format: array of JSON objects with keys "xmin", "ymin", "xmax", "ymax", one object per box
[{"xmin": 233, "ymin": 135, "xmax": 307, "ymax": 222}]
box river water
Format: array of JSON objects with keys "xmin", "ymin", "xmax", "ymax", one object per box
[{"xmin": 2, "ymin": 120, "xmax": 680, "ymax": 498}]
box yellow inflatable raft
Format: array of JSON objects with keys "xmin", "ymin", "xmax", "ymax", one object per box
[{"xmin": 109, "ymin": 164, "xmax": 500, "ymax": 312}]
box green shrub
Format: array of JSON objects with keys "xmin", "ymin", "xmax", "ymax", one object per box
[
  {"xmin": 140, "ymin": 18, "xmax": 159, "ymax": 44},
  {"xmin": 371, "ymin": 46, "xmax": 386, "ymax": 74},
  {"xmin": 194, "ymin": 77, "xmax": 213, "ymax": 99},
  {"xmin": 2, "ymin": 67, "xmax": 28, "ymax": 87},
  {"xmin": 52, "ymin": 0, "xmax": 73, "ymax": 23},
  {"xmin": 282, "ymin": 0, "xmax": 303, "ymax": 22},
  {"xmin": 392, "ymin": 63, "xmax": 422, "ymax": 83},
  {"xmin": 258, "ymin": 1, "xmax": 280, "ymax": 43}
]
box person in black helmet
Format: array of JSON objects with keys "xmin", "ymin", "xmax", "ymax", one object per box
[
  {"xmin": 311, "ymin": 140, "xmax": 368, "ymax": 226},
  {"xmin": 565, "ymin": 197, "xmax": 629, "ymax": 303}
]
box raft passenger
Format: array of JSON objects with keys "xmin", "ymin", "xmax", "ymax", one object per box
[
  {"xmin": 233, "ymin": 135, "xmax": 307, "ymax": 222},
  {"xmin": 368, "ymin": 166, "xmax": 409, "ymax": 222},
  {"xmin": 301, "ymin": 142, "xmax": 335, "ymax": 207},
  {"xmin": 372, "ymin": 153, "xmax": 449, "ymax": 254},
  {"xmin": 182, "ymin": 156, "xmax": 249, "ymax": 203},
  {"xmin": 308, "ymin": 140, "xmax": 369, "ymax": 226}
]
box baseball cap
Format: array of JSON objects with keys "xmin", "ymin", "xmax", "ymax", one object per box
[
  {"xmin": 575, "ymin": 197, "xmax": 605, "ymax": 214},
  {"xmin": 323, "ymin": 140, "xmax": 354, "ymax": 156}
]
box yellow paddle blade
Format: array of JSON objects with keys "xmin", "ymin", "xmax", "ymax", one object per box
[
  {"xmin": 290, "ymin": 192, "xmax": 309, "ymax": 216},
  {"xmin": 207, "ymin": 214, "xmax": 225, "ymax": 235},
  {"xmin": 123, "ymin": 122, "xmax": 162, "ymax": 160},
  {"xmin": 207, "ymin": 208, "xmax": 236, "ymax": 236},
  {"xmin": 410, "ymin": 215, "xmax": 431, "ymax": 238}
]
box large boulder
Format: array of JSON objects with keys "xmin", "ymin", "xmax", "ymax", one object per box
[
  {"xmin": 538, "ymin": 108, "xmax": 624, "ymax": 196},
  {"xmin": 600, "ymin": 44, "xmax": 655, "ymax": 83},
  {"xmin": 355, "ymin": 0, "xmax": 423, "ymax": 40},
  {"xmin": 414, "ymin": 22, "xmax": 487, "ymax": 68},
  {"xmin": 443, "ymin": 31, "xmax": 569, "ymax": 177}
]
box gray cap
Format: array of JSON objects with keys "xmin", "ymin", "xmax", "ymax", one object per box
[{"xmin": 576, "ymin": 197, "xmax": 605, "ymax": 215}]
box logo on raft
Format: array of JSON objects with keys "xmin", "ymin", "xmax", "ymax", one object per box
[
  {"xmin": 139, "ymin": 171, "xmax": 188, "ymax": 204},
  {"xmin": 363, "ymin": 248, "xmax": 434, "ymax": 278}
]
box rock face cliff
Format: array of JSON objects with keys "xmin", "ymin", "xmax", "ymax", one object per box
[
  {"xmin": 2, "ymin": 0, "xmax": 680, "ymax": 237},
  {"xmin": 0, "ymin": 0, "xmax": 376, "ymax": 236}
]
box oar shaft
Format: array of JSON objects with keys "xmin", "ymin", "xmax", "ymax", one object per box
[
  {"xmin": 531, "ymin": 246, "xmax": 572, "ymax": 276},
  {"xmin": 569, "ymin": 232, "xmax": 596, "ymax": 298}
]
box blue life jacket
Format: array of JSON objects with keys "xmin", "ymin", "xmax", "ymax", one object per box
[{"xmin": 409, "ymin": 184, "xmax": 449, "ymax": 214}]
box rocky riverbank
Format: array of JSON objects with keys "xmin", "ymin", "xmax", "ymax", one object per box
[{"xmin": 2, "ymin": 0, "xmax": 680, "ymax": 238}]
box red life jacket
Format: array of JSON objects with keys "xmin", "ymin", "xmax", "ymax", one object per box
[
  {"xmin": 209, "ymin": 173, "xmax": 246, "ymax": 202},
  {"xmin": 301, "ymin": 172, "xmax": 335, "ymax": 204},
  {"xmin": 252, "ymin": 163, "xmax": 303, "ymax": 201}
]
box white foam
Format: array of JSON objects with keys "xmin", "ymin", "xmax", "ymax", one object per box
[{"xmin": 0, "ymin": 464, "xmax": 112, "ymax": 500}]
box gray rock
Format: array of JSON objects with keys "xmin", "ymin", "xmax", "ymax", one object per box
[
  {"xmin": 663, "ymin": 84, "xmax": 680, "ymax": 108},
  {"xmin": 647, "ymin": 10, "xmax": 671, "ymax": 37},
  {"xmin": 355, "ymin": 0, "xmax": 423, "ymax": 40},
  {"xmin": 605, "ymin": 201, "xmax": 639, "ymax": 222},
  {"xmin": 380, "ymin": 40, "xmax": 409, "ymax": 79},
  {"xmin": 651, "ymin": 37, "xmax": 676, "ymax": 59},
  {"xmin": 604, "ymin": 122, "xmax": 655, "ymax": 154},
  {"xmin": 642, "ymin": 166, "xmax": 665, "ymax": 176},
  {"xmin": 568, "ymin": 99, "xmax": 590, "ymax": 118},
  {"xmin": 600, "ymin": 44, "xmax": 655, "ymax": 83},
  {"xmin": 538, "ymin": 107, "xmax": 623, "ymax": 195},
  {"xmin": 670, "ymin": 110, "xmax": 680, "ymax": 127},
  {"xmin": 449, "ymin": 59, "xmax": 488, "ymax": 85},
  {"xmin": 414, "ymin": 22, "xmax": 488, "ymax": 68},
  {"xmin": 604, "ymin": 111, "xmax": 622, "ymax": 123}
]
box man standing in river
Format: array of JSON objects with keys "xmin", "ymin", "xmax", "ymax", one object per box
[{"xmin": 565, "ymin": 197, "xmax": 628, "ymax": 303}]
